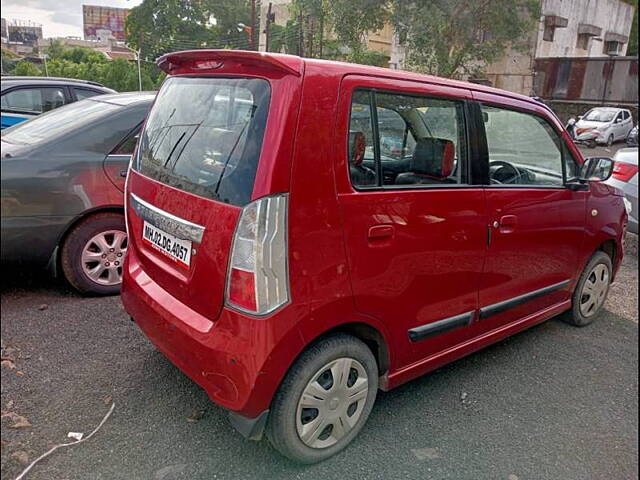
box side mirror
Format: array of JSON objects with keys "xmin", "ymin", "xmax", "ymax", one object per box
[
  {"xmin": 580, "ymin": 157, "xmax": 615, "ymax": 182},
  {"xmin": 578, "ymin": 115, "xmax": 583, "ymax": 120},
  {"xmin": 615, "ymin": 118, "xmax": 622, "ymax": 123}
]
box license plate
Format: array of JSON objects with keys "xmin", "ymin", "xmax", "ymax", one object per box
[{"xmin": 142, "ymin": 221, "xmax": 192, "ymax": 268}]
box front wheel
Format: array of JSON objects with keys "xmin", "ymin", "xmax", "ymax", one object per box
[
  {"xmin": 607, "ymin": 134, "xmax": 614, "ymax": 147},
  {"xmin": 563, "ymin": 251, "xmax": 612, "ymax": 327},
  {"xmin": 266, "ymin": 335, "xmax": 378, "ymax": 464}
]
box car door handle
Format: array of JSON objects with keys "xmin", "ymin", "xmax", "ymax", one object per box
[
  {"xmin": 120, "ymin": 169, "xmax": 128, "ymax": 178},
  {"xmin": 497, "ymin": 215, "xmax": 518, "ymax": 234},
  {"xmin": 368, "ymin": 225, "xmax": 394, "ymax": 242}
]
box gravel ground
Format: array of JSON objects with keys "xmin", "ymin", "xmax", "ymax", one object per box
[{"xmin": 1, "ymin": 140, "xmax": 637, "ymax": 479}]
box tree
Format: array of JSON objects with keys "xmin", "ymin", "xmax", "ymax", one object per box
[
  {"xmin": 626, "ymin": 0, "xmax": 638, "ymax": 56},
  {"xmin": 390, "ymin": 0, "xmax": 540, "ymax": 78},
  {"xmin": 125, "ymin": 0, "xmax": 252, "ymax": 61},
  {"xmin": 13, "ymin": 60, "xmax": 42, "ymax": 76},
  {"xmin": 325, "ymin": 0, "xmax": 388, "ymax": 62}
]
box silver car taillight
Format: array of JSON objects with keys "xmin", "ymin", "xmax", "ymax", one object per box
[{"xmin": 226, "ymin": 194, "xmax": 289, "ymax": 315}]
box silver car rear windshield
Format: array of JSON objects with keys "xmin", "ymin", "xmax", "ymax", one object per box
[
  {"xmin": 1, "ymin": 99, "xmax": 120, "ymax": 145},
  {"xmin": 134, "ymin": 76, "xmax": 270, "ymax": 207}
]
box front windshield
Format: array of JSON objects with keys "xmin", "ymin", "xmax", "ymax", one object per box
[
  {"xmin": 583, "ymin": 109, "xmax": 616, "ymax": 123},
  {"xmin": 1, "ymin": 99, "xmax": 120, "ymax": 145}
]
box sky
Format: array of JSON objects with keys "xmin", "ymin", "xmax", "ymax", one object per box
[{"xmin": 1, "ymin": 0, "xmax": 143, "ymax": 38}]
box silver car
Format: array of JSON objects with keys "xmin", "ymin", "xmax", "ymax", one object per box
[
  {"xmin": 606, "ymin": 147, "xmax": 638, "ymax": 234},
  {"xmin": 574, "ymin": 107, "xmax": 634, "ymax": 147}
]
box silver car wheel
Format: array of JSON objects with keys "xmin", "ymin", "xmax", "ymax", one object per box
[
  {"xmin": 81, "ymin": 230, "xmax": 128, "ymax": 286},
  {"xmin": 579, "ymin": 263, "xmax": 609, "ymax": 318},
  {"xmin": 296, "ymin": 357, "xmax": 369, "ymax": 449}
]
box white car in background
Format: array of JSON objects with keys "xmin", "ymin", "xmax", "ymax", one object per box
[
  {"xmin": 606, "ymin": 147, "xmax": 638, "ymax": 234},
  {"xmin": 574, "ymin": 107, "xmax": 634, "ymax": 147}
]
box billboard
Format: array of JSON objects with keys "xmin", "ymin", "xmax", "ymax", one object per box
[
  {"xmin": 7, "ymin": 24, "xmax": 43, "ymax": 46},
  {"xmin": 82, "ymin": 5, "xmax": 130, "ymax": 42}
]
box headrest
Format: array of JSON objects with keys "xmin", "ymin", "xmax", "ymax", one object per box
[
  {"xmin": 410, "ymin": 138, "xmax": 455, "ymax": 179},
  {"xmin": 349, "ymin": 131, "xmax": 366, "ymax": 166}
]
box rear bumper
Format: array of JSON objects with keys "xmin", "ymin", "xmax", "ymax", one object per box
[{"xmin": 121, "ymin": 249, "xmax": 300, "ymax": 419}]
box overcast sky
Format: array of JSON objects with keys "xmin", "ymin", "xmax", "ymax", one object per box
[{"xmin": 1, "ymin": 0, "xmax": 143, "ymax": 38}]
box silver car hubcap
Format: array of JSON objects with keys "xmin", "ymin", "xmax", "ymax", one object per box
[
  {"xmin": 296, "ymin": 357, "xmax": 369, "ymax": 449},
  {"xmin": 579, "ymin": 263, "xmax": 609, "ymax": 318},
  {"xmin": 81, "ymin": 230, "xmax": 128, "ymax": 286}
]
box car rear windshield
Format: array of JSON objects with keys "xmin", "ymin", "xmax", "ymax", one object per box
[
  {"xmin": 1, "ymin": 99, "xmax": 120, "ymax": 145},
  {"xmin": 134, "ymin": 76, "xmax": 271, "ymax": 207}
]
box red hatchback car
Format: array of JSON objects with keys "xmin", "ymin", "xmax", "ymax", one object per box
[{"xmin": 121, "ymin": 50, "xmax": 628, "ymax": 463}]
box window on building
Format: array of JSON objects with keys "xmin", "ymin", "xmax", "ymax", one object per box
[
  {"xmin": 543, "ymin": 23, "xmax": 555, "ymax": 42},
  {"xmin": 604, "ymin": 40, "xmax": 623, "ymax": 55},
  {"xmin": 576, "ymin": 33, "xmax": 591, "ymax": 50}
]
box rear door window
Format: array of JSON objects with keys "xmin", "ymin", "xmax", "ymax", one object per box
[
  {"xmin": 74, "ymin": 88, "xmax": 103, "ymax": 101},
  {"xmin": 134, "ymin": 76, "xmax": 271, "ymax": 207},
  {"xmin": 348, "ymin": 89, "xmax": 467, "ymax": 188}
]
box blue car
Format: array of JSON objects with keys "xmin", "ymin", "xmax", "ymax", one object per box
[{"xmin": 1, "ymin": 76, "xmax": 115, "ymax": 129}]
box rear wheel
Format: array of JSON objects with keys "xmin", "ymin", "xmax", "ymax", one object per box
[
  {"xmin": 61, "ymin": 213, "xmax": 127, "ymax": 296},
  {"xmin": 563, "ymin": 251, "xmax": 612, "ymax": 327},
  {"xmin": 266, "ymin": 334, "xmax": 378, "ymax": 464}
]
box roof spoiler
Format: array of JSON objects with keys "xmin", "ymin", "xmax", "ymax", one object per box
[{"xmin": 156, "ymin": 50, "xmax": 303, "ymax": 77}]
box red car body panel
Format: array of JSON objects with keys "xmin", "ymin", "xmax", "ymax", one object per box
[{"xmin": 121, "ymin": 50, "xmax": 626, "ymax": 422}]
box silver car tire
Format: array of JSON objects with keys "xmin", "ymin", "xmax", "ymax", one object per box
[
  {"xmin": 266, "ymin": 334, "xmax": 378, "ymax": 464},
  {"xmin": 563, "ymin": 251, "xmax": 612, "ymax": 327},
  {"xmin": 61, "ymin": 212, "xmax": 127, "ymax": 296}
]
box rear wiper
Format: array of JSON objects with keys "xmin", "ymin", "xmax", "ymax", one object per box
[
  {"xmin": 163, "ymin": 131, "xmax": 187, "ymax": 168},
  {"xmin": 214, "ymin": 120, "xmax": 251, "ymax": 196}
]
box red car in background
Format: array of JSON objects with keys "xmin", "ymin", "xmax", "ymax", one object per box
[{"xmin": 121, "ymin": 50, "xmax": 628, "ymax": 463}]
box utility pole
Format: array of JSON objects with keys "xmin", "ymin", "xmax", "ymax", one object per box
[
  {"xmin": 298, "ymin": 10, "xmax": 304, "ymax": 56},
  {"xmin": 319, "ymin": 7, "xmax": 324, "ymax": 58},
  {"xmin": 250, "ymin": 0, "xmax": 257, "ymax": 50},
  {"xmin": 265, "ymin": 2, "xmax": 274, "ymax": 52},
  {"xmin": 137, "ymin": 33, "xmax": 143, "ymax": 91}
]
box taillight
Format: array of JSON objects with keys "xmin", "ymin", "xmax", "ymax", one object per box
[
  {"xmin": 226, "ymin": 194, "xmax": 289, "ymax": 315},
  {"xmin": 612, "ymin": 162, "xmax": 638, "ymax": 182}
]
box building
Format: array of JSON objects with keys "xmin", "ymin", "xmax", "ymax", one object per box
[
  {"xmin": 82, "ymin": 5, "xmax": 130, "ymax": 42},
  {"xmin": 390, "ymin": 0, "xmax": 636, "ymax": 96}
]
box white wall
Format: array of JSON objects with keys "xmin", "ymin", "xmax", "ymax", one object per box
[{"xmin": 536, "ymin": 0, "xmax": 635, "ymax": 57}]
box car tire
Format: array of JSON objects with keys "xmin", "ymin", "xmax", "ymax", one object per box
[
  {"xmin": 607, "ymin": 134, "xmax": 614, "ymax": 147},
  {"xmin": 563, "ymin": 251, "xmax": 612, "ymax": 327},
  {"xmin": 266, "ymin": 334, "xmax": 378, "ymax": 464},
  {"xmin": 60, "ymin": 212, "xmax": 127, "ymax": 296}
]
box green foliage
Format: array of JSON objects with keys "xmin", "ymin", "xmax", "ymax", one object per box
[
  {"xmin": 627, "ymin": 0, "xmax": 638, "ymax": 56},
  {"xmin": 13, "ymin": 60, "xmax": 43, "ymax": 76},
  {"xmin": 347, "ymin": 48, "xmax": 389, "ymax": 67},
  {"xmin": 11, "ymin": 41, "xmax": 160, "ymax": 92},
  {"xmin": 125, "ymin": 0, "xmax": 252, "ymax": 60},
  {"xmin": 326, "ymin": 0, "xmax": 388, "ymax": 58},
  {"xmin": 1, "ymin": 47, "xmax": 19, "ymax": 59},
  {"xmin": 390, "ymin": 0, "xmax": 540, "ymax": 78}
]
